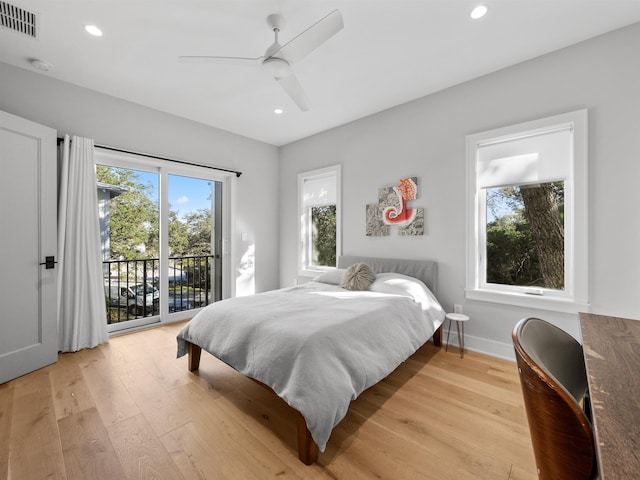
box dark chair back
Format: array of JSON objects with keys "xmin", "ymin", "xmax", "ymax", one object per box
[{"xmin": 512, "ymin": 317, "xmax": 597, "ymax": 480}]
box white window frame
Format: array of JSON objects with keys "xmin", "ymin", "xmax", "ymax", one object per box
[
  {"xmin": 298, "ymin": 165, "xmax": 342, "ymax": 277},
  {"xmin": 465, "ymin": 110, "xmax": 588, "ymax": 313}
]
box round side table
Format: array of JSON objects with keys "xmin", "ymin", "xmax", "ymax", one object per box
[{"xmin": 445, "ymin": 313, "xmax": 470, "ymax": 358}]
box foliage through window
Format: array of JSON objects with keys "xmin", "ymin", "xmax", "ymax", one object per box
[
  {"xmin": 486, "ymin": 181, "xmax": 564, "ymax": 289},
  {"xmin": 95, "ymin": 154, "xmax": 226, "ymax": 331},
  {"xmin": 97, "ymin": 166, "xmax": 159, "ymax": 260},
  {"xmin": 311, "ymin": 205, "xmax": 337, "ymax": 267},
  {"xmin": 97, "ymin": 167, "xmax": 215, "ymax": 262}
]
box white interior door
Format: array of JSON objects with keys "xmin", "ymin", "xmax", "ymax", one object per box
[{"xmin": 0, "ymin": 110, "xmax": 58, "ymax": 384}]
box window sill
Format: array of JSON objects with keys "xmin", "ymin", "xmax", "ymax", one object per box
[
  {"xmin": 298, "ymin": 266, "xmax": 335, "ymax": 278},
  {"xmin": 465, "ymin": 288, "xmax": 589, "ymax": 314}
]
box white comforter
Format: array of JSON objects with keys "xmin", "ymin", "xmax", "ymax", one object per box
[{"xmin": 176, "ymin": 275, "xmax": 444, "ymax": 452}]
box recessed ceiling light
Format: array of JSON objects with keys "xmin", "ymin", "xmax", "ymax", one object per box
[
  {"xmin": 84, "ymin": 24, "xmax": 103, "ymax": 36},
  {"xmin": 274, "ymin": 108, "xmax": 284, "ymax": 115},
  {"xmin": 470, "ymin": 5, "xmax": 488, "ymax": 20}
]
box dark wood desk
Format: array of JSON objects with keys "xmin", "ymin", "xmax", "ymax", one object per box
[{"xmin": 579, "ymin": 312, "xmax": 640, "ymax": 479}]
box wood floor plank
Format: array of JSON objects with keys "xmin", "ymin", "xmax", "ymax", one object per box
[
  {"xmin": 344, "ymin": 378, "xmax": 515, "ymax": 479},
  {"xmin": 509, "ymin": 463, "xmax": 538, "ymax": 480},
  {"xmin": 423, "ymin": 361, "xmax": 524, "ymax": 407},
  {"xmin": 403, "ymin": 368, "xmax": 527, "ymax": 427},
  {"xmin": 7, "ymin": 368, "xmax": 67, "ymax": 480},
  {"xmin": 107, "ymin": 413, "xmax": 184, "ymax": 480},
  {"xmin": 80, "ymin": 351, "xmax": 141, "ymax": 427},
  {"xmin": 183, "ymin": 353, "xmax": 260, "ymax": 397},
  {"xmin": 161, "ymin": 417, "xmax": 297, "ymax": 480},
  {"xmin": 161, "ymin": 421, "xmax": 237, "ymax": 480},
  {"xmin": 163, "ymin": 382, "xmax": 308, "ymax": 480},
  {"xmin": 58, "ymin": 407, "xmax": 126, "ymax": 480},
  {"xmin": 193, "ymin": 386, "xmax": 333, "ymax": 479},
  {"xmin": 326, "ymin": 409, "xmax": 510, "ymax": 480},
  {"xmin": 386, "ymin": 375, "xmax": 535, "ymax": 470},
  {"xmin": 49, "ymin": 352, "xmax": 96, "ymax": 420},
  {"xmin": 373, "ymin": 394, "xmax": 517, "ymax": 475},
  {"xmin": 0, "ymin": 381, "xmax": 15, "ymax": 478},
  {"xmin": 116, "ymin": 365, "xmax": 192, "ymax": 437},
  {"xmin": 109, "ymin": 333, "xmax": 191, "ymax": 393},
  {"xmin": 2, "ymin": 321, "xmax": 537, "ymax": 479}
]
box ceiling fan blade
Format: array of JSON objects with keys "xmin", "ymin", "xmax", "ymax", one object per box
[
  {"xmin": 276, "ymin": 73, "xmax": 310, "ymax": 112},
  {"xmin": 275, "ymin": 9, "xmax": 343, "ymax": 64},
  {"xmin": 178, "ymin": 55, "xmax": 262, "ymax": 67}
]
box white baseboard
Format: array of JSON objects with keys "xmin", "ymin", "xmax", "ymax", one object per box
[{"xmin": 443, "ymin": 332, "xmax": 515, "ymax": 362}]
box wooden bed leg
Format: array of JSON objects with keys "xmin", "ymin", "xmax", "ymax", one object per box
[
  {"xmin": 296, "ymin": 412, "xmax": 319, "ymax": 465},
  {"xmin": 433, "ymin": 324, "xmax": 442, "ymax": 347},
  {"xmin": 188, "ymin": 342, "xmax": 202, "ymax": 372}
]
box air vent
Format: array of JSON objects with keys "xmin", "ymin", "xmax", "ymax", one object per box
[{"xmin": 0, "ymin": 1, "xmax": 38, "ymax": 38}]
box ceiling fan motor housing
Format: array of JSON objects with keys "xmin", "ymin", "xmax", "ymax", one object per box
[{"xmin": 262, "ymin": 57, "xmax": 291, "ymax": 78}]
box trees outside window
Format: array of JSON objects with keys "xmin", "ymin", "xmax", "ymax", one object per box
[
  {"xmin": 96, "ymin": 154, "xmax": 228, "ymax": 331},
  {"xmin": 97, "ymin": 166, "xmax": 158, "ymax": 260},
  {"xmin": 312, "ymin": 205, "xmax": 337, "ymax": 267},
  {"xmin": 96, "ymin": 167, "xmax": 214, "ymax": 260},
  {"xmin": 486, "ymin": 181, "xmax": 564, "ymax": 289}
]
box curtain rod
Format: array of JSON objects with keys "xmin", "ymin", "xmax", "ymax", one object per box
[{"xmin": 57, "ymin": 137, "xmax": 242, "ymax": 177}]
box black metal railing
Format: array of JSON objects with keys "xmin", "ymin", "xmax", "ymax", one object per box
[{"xmin": 104, "ymin": 255, "xmax": 214, "ymax": 324}]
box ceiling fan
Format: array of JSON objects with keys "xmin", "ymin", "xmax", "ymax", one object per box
[{"xmin": 179, "ymin": 10, "xmax": 344, "ymax": 112}]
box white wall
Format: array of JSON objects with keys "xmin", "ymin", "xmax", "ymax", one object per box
[
  {"xmin": 0, "ymin": 61, "xmax": 281, "ymax": 295},
  {"xmin": 279, "ymin": 23, "xmax": 640, "ymax": 359}
]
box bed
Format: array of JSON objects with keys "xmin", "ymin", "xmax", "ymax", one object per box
[{"xmin": 176, "ymin": 255, "xmax": 445, "ymax": 464}]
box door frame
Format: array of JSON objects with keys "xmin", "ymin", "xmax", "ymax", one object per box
[{"xmin": 94, "ymin": 148, "xmax": 234, "ymax": 332}]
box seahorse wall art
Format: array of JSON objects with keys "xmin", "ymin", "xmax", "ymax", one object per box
[{"xmin": 366, "ymin": 177, "xmax": 424, "ymax": 236}]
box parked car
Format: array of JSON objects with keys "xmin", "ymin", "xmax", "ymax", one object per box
[
  {"xmin": 105, "ymin": 282, "xmax": 159, "ymax": 316},
  {"xmin": 168, "ymin": 293, "xmax": 206, "ymax": 313}
]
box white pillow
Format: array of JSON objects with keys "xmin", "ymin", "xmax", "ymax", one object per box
[
  {"xmin": 313, "ymin": 268, "xmax": 346, "ymax": 285},
  {"xmin": 370, "ymin": 272, "xmax": 443, "ymax": 314}
]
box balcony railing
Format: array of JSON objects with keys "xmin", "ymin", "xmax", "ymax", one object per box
[{"xmin": 104, "ymin": 255, "xmax": 214, "ymax": 324}]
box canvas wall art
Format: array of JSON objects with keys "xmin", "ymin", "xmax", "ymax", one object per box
[{"xmin": 366, "ymin": 177, "xmax": 424, "ymax": 236}]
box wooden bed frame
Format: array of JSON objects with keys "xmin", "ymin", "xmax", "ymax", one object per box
[
  {"xmin": 183, "ymin": 256, "xmax": 442, "ymax": 465},
  {"xmin": 186, "ymin": 329, "xmax": 441, "ymax": 464}
]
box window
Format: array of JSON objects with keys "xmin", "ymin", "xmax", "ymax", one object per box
[
  {"xmin": 96, "ymin": 148, "xmax": 231, "ymax": 332},
  {"xmin": 466, "ymin": 110, "xmax": 588, "ymax": 312},
  {"xmin": 298, "ymin": 165, "xmax": 341, "ymax": 276}
]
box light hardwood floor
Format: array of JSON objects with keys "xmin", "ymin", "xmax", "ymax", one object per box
[{"xmin": 0, "ymin": 321, "xmax": 537, "ymax": 480}]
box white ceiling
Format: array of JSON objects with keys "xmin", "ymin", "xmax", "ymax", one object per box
[{"xmin": 2, "ymin": 1, "xmax": 640, "ymax": 146}]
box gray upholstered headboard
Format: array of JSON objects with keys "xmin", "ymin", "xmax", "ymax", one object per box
[{"xmin": 337, "ymin": 255, "xmax": 438, "ymax": 295}]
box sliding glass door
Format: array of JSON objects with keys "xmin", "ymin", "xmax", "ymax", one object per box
[
  {"xmin": 96, "ymin": 149, "xmax": 228, "ymax": 332},
  {"xmin": 166, "ymin": 174, "xmax": 222, "ymax": 316},
  {"xmin": 98, "ymin": 164, "xmax": 160, "ymax": 330}
]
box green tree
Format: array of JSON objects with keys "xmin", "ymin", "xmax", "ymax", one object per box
[
  {"xmin": 96, "ymin": 166, "xmax": 158, "ymax": 260},
  {"xmin": 168, "ymin": 209, "xmax": 189, "ymax": 256},
  {"xmin": 184, "ymin": 209, "xmax": 212, "ymax": 256},
  {"xmin": 312, "ymin": 205, "xmax": 336, "ymax": 267},
  {"xmin": 486, "ymin": 212, "xmax": 540, "ymax": 286},
  {"xmin": 486, "ymin": 182, "xmax": 564, "ymax": 289},
  {"xmin": 520, "ymin": 183, "xmax": 564, "ymax": 289},
  {"xmin": 97, "ymin": 167, "xmax": 216, "ymax": 261}
]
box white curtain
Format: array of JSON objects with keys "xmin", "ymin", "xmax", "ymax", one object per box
[{"xmin": 58, "ymin": 135, "xmax": 108, "ymax": 352}]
